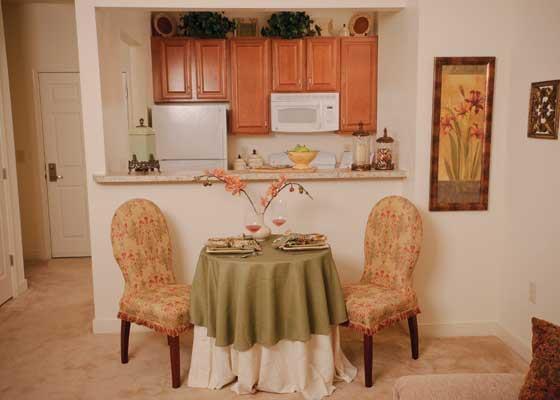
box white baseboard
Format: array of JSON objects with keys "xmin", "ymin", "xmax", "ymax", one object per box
[
  {"xmin": 494, "ymin": 324, "xmax": 531, "ymax": 362},
  {"xmin": 16, "ymin": 278, "xmax": 28, "ymax": 296},
  {"xmin": 417, "ymin": 320, "xmax": 501, "ymax": 337},
  {"xmin": 93, "ymin": 318, "xmax": 151, "ymax": 334}
]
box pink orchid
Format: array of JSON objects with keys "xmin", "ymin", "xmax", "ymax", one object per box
[{"xmin": 197, "ymin": 171, "xmax": 311, "ymax": 215}]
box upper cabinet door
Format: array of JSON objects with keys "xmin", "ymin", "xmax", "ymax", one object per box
[
  {"xmin": 152, "ymin": 37, "xmax": 192, "ymax": 102},
  {"xmin": 340, "ymin": 37, "xmax": 378, "ymax": 133},
  {"xmin": 194, "ymin": 39, "xmax": 228, "ymax": 100},
  {"xmin": 305, "ymin": 37, "xmax": 339, "ymax": 92},
  {"xmin": 271, "ymin": 39, "xmax": 304, "ymax": 92},
  {"xmin": 230, "ymin": 39, "xmax": 271, "ymax": 135}
]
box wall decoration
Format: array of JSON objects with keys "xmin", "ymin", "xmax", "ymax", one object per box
[
  {"xmin": 527, "ymin": 80, "xmax": 559, "ymax": 139},
  {"xmin": 152, "ymin": 13, "xmax": 177, "ymax": 37},
  {"xmin": 234, "ymin": 18, "xmax": 259, "ymax": 37},
  {"xmin": 179, "ymin": 12, "xmax": 236, "ymax": 39},
  {"xmin": 261, "ymin": 12, "xmax": 321, "ymax": 39},
  {"xmin": 349, "ymin": 13, "xmax": 373, "ymax": 36},
  {"xmin": 429, "ymin": 57, "xmax": 496, "ymax": 211}
]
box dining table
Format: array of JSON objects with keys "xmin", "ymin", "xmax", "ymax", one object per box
[{"xmin": 187, "ymin": 236, "xmax": 357, "ymax": 400}]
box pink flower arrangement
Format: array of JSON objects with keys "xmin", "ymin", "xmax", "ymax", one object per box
[{"xmin": 196, "ymin": 169, "xmax": 312, "ymax": 214}]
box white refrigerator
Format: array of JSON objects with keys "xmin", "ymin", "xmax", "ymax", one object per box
[{"xmin": 152, "ymin": 104, "xmax": 228, "ymax": 171}]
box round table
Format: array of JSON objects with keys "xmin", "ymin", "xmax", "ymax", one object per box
[{"xmin": 188, "ymin": 237, "xmax": 356, "ymax": 399}]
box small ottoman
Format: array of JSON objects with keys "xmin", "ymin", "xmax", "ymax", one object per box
[{"xmin": 393, "ymin": 373, "xmax": 524, "ymax": 400}]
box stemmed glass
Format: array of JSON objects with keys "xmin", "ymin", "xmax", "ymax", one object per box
[
  {"xmin": 244, "ymin": 209, "xmax": 262, "ymax": 236},
  {"xmin": 270, "ymin": 199, "xmax": 288, "ymax": 233}
]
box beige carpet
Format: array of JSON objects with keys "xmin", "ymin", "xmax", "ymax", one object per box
[{"xmin": 0, "ymin": 259, "xmax": 527, "ymax": 400}]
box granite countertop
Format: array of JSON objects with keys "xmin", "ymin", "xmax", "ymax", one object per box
[{"xmin": 93, "ymin": 169, "xmax": 407, "ymax": 184}]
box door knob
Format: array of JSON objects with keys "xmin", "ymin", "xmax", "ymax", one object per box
[{"xmin": 48, "ymin": 163, "xmax": 63, "ymax": 182}]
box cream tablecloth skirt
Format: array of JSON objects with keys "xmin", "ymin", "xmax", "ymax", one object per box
[{"xmin": 187, "ymin": 326, "xmax": 357, "ymax": 400}]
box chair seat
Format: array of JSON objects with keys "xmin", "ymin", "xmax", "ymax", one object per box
[
  {"xmin": 343, "ymin": 283, "xmax": 419, "ymax": 335},
  {"xmin": 118, "ymin": 284, "xmax": 191, "ymax": 336}
]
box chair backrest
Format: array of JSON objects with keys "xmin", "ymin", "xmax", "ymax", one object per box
[
  {"xmin": 361, "ymin": 196, "xmax": 423, "ymax": 290},
  {"xmin": 111, "ymin": 199, "xmax": 175, "ymax": 290}
]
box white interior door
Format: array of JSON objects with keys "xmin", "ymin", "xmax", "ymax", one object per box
[
  {"xmin": 0, "ymin": 154, "xmax": 13, "ymax": 305},
  {"xmin": 39, "ymin": 73, "xmax": 90, "ymax": 257}
]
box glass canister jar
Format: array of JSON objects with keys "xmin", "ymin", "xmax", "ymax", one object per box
[
  {"xmin": 351, "ymin": 122, "xmax": 372, "ymax": 171},
  {"xmin": 374, "ymin": 128, "xmax": 394, "ymax": 170},
  {"xmin": 128, "ymin": 118, "xmax": 156, "ymax": 161}
]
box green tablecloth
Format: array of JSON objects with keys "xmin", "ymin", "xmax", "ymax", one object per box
[{"xmin": 190, "ymin": 237, "xmax": 348, "ymax": 351}]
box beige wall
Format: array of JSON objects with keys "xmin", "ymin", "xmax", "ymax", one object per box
[
  {"xmin": 410, "ymin": 0, "xmax": 512, "ymax": 333},
  {"xmin": 500, "ymin": 0, "xmax": 560, "ymax": 355},
  {"xmin": 97, "ymin": 8, "xmax": 153, "ymax": 173},
  {"xmin": 3, "ymin": 2, "xmax": 79, "ymax": 259}
]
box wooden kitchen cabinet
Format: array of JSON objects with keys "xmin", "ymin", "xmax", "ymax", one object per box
[
  {"xmin": 230, "ymin": 38, "xmax": 271, "ymax": 135},
  {"xmin": 194, "ymin": 39, "xmax": 228, "ymax": 99},
  {"xmin": 152, "ymin": 37, "xmax": 193, "ymax": 102},
  {"xmin": 271, "ymin": 39, "xmax": 304, "ymax": 92},
  {"xmin": 152, "ymin": 37, "xmax": 228, "ymax": 102},
  {"xmin": 340, "ymin": 37, "xmax": 378, "ymax": 133},
  {"xmin": 305, "ymin": 37, "xmax": 339, "ymax": 92}
]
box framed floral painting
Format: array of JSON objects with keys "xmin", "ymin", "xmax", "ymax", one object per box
[
  {"xmin": 429, "ymin": 57, "xmax": 496, "ymax": 211},
  {"xmin": 527, "ymin": 80, "xmax": 559, "ymax": 140}
]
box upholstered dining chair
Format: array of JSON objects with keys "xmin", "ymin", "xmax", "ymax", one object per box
[
  {"xmin": 111, "ymin": 199, "xmax": 191, "ymax": 388},
  {"xmin": 343, "ymin": 195, "xmax": 423, "ymax": 387}
]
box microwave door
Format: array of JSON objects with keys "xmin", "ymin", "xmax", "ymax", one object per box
[{"xmin": 273, "ymin": 104, "xmax": 321, "ymax": 132}]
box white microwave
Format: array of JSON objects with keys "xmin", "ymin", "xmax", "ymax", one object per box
[{"xmin": 270, "ymin": 92, "xmax": 339, "ymax": 133}]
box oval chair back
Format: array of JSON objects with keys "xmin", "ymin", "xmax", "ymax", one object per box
[
  {"xmin": 361, "ymin": 196, "xmax": 423, "ymax": 292},
  {"xmin": 111, "ymin": 199, "xmax": 175, "ymax": 291}
]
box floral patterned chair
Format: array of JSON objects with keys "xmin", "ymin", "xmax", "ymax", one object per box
[
  {"xmin": 343, "ymin": 196, "xmax": 423, "ymax": 387},
  {"xmin": 111, "ymin": 199, "xmax": 191, "ymax": 388}
]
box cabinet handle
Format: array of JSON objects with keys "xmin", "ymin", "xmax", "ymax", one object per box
[{"xmin": 308, "ymin": 77, "xmax": 312, "ymax": 86}]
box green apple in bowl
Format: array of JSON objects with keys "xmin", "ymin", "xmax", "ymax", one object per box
[{"xmin": 287, "ymin": 145, "xmax": 318, "ymax": 170}]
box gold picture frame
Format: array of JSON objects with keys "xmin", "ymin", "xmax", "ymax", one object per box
[{"xmin": 430, "ymin": 57, "xmax": 496, "ymax": 211}]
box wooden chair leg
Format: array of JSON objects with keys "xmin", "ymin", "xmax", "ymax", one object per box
[
  {"xmin": 121, "ymin": 320, "xmax": 131, "ymax": 364},
  {"xmin": 408, "ymin": 316, "xmax": 419, "ymax": 360},
  {"xmin": 168, "ymin": 335, "xmax": 181, "ymax": 388},
  {"xmin": 364, "ymin": 334, "xmax": 373, "ymax": 387}
]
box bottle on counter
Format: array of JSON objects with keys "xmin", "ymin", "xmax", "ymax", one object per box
[
  {"xmin": 247, "ymin": 149, "xmax": 264, "ymax": 169},
  {"xmin": 233, "ymin": 154, "xmax": 248, "ymax": 171},
  {"xmin": 340, "ymin": 24, "xmax": 350, "ymax": 37}
]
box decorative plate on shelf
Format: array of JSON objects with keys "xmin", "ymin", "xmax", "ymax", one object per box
[
  {"xmin": 153, "ymin": 13, "xmax": 177, "ymax": 37},
  {"xmin": 349, "ymin": 13, "xmax": 373, "ymax": 36}
]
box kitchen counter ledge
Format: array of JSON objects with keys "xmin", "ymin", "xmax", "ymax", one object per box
[{"xmin": 93, "ymin": 169, "xmax": 407, "ymax": 184}]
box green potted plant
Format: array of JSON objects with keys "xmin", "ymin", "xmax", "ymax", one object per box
[
  {"xmin": 261, "ymin": 12, "xmax": 321, "ymax": 39},
  {"xmin": 179, "ymin": 12, "xmax": 236, "ymax": 39}
]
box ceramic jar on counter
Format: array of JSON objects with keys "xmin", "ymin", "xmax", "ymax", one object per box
[
  {"xmin": 233, "ymin": 155, "xmax": 248, "ymax": 170},
  {"xmin": 247, "ymin": 149, "xmax": 265, "ymax": 169}
]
